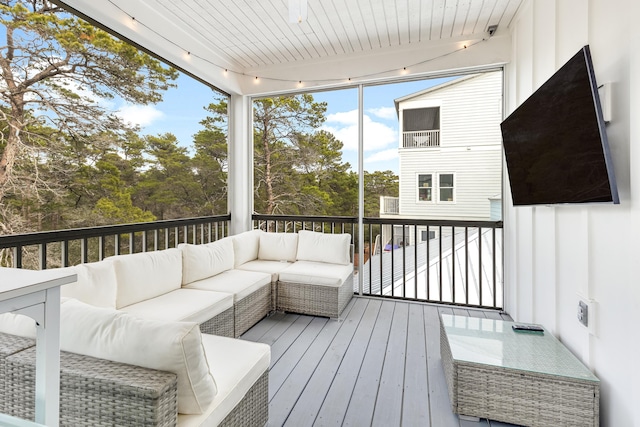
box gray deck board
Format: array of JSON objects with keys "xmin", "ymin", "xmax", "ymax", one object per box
[
  {"xmin": 341, "ymin": 299, "xmax": 395, "ymax": 427},
  {"xmin": 371, "ymin": 301, "xmax": 408, "ymax": 426},
  {"xmin": 401, "ymin": 302, "xmax": 430, "ymax": 426},
  {"xmin": 283, "ymin": 298, "xmax": 369, "ymax": 426},
  {"xmin": 314, "ymin": 298, "xmax": 381, "ymax": 426},
  {"xmin": 242, "ymin": 297, "xmax": 519, "ymax": 427},
  {"xmin": 424, "ymin": 304, "xmax": 461, "ymax": 427}
]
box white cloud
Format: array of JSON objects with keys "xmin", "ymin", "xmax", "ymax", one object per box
[
  {"xmin": 365, "ymin": 148, "xmax": 399, "ymax": 163},
  {"xmin": 116, "ymin": 104, "xmax": 164, "ymax": 128},
  {"xmin": 367, "ymin": 106, "xmax": 397, "ymax": 120},
  {"xmin": 322, "ymin": 109, "xmax": 397, "ymax": 152}
]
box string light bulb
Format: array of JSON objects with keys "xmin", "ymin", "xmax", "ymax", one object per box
[{"xmin": 105, "ymin": 3, "xmax": 489, "ymax": 89}]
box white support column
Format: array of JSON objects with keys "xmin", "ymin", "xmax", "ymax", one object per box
[
  {"xmin": 357, "ymin": 84, "xmax": 364, "ymax": 295},
  {"xmin": 228, "ymin": 94, "xmax": 253, "ymax": 235}
]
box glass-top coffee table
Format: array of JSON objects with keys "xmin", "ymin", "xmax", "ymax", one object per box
[{"xmin": 439, "ymin": 314, "xmax": 599, "ymax": 427}]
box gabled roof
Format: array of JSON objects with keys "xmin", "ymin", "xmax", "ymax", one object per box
[{"xmin": 394, "ymin": 73, "xmax": 480, "ymax": 115}]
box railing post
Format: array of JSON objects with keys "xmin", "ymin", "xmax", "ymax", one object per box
[
  {"xmin": 39, "ymin": 244, "xmax": 47, "ymax": 270},
  {"xmin": 13, "ymin": 246, "xmax": 22, "ymax": 269}
]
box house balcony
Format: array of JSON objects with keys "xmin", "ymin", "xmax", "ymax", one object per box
[
  {"xmin": 402, "ymin": 130, "xmax": 440, "ymax": 148},
  {"xmin": 379, "ymin": 196, "xmax": 399, "ymax": 215}
]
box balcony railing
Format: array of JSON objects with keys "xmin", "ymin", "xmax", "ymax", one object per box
[
  {"xmin": 1, "ymin": 214, "xmax": 502, "ymax": 310},
  {"xmin": 362, "ymin": 218, "xmax": 503, "ymax": 310},
  {"xmin": 402, "ymin": 129, "xmax": 440, "ymax": 148},
  {"xmin": 380, "ymin": 196, "xmax": 399, "ymax": 215},
  {"xmin": 0, "ymin": 215, "xmax": 231, "ymax": 269},
  {"xmin": 253, "ymin": 214, "xmax": 503, "ymax": 309}
]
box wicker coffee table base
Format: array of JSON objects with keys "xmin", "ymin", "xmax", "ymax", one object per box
[{"xmin": 440, "ymin": 321, "xmax": 599, "ymax": 427}]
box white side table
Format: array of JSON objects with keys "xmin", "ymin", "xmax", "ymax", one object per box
[{"xmin": 0, "ymin": 268, "xmax": 77, "ymax": 427}]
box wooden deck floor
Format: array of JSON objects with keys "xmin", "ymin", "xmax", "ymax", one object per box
[{"xmin": 241, "ymin": 296, "xmax": 519, "ymax": 427}]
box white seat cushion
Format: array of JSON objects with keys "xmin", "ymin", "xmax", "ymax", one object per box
[
  {"xmin": 59, "ymin": 299, "xmax": 216, "ymax": 415},
  {"xmin": 177, "ymin": 334, "xmax": 270, "ymax": 427},
  {"xmin": 180, "ymin": 238, "xmax": 235, "ymax": 285},
  {"xmin": 59, "ymin": 261, "xmax": 118, "ymax": 308},
  {"xmin": 258, "ymin": 232, "xmax": 298, "ymax": 262},
  {"xmin": 296, "ymin": 230, "xmax": 351, "ymax": 265},
  {"xmin": 231, "ymin": 230, "xmax": 263, "ymax": 268},
  {"xmin": 119, "ymin": 289, "xmax": 233, "ymax": 324},
  {"xmin": 236, "ymin": 259, "xmax": 293, "ymax": 282},
  {"xmin": 110, "ymin": 248, "xmax": 183, "ymax": 309},
  {"xmin": 184, "ymin": 270, "xmax": 271, "ymax": 302},
  {"xmin": 279, "ymin": 261, "xmax": 353, "ymax": 287}
]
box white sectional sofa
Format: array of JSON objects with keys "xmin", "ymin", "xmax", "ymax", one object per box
[
  {"xmin": 0, "ymin": 299, "xmax": 270, "ymax": 426},
  {"xmin": 58, "ymin": 229, "xmax": 354, "ymax": 329},
  {"xmin": 0, "ymin": 229, "xmax": 354, "ymax": 426}
]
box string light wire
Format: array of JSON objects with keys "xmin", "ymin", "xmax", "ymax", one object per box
[{"xmin": 107, "ymin": 0, "xmax": 488, "ymax": 86}]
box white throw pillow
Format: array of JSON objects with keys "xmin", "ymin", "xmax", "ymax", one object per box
[
  {"xmin": 232, "ymin": 230, "xmax": 263, "ymax": 267},
  {"xmin": 59, "ymin": 299, "xmax": 217, "ymax": 415},
  {"xmin": 258, "ymin": 232, "xmax": 298, "ymax": 262},
  {"xmin": 110, "ymin": 248, "xmax": 183, "ymax": 309},
  {"xmin": 180, "ymin": 238, "xmax": 234, "ymax": 285},
  {"xmin": 296, "ymin": 230, "xmax": 351, "ymax": 265},
  {"xmin": 59, "ymin": 261, "xmax": 118, "ymax": 308}
]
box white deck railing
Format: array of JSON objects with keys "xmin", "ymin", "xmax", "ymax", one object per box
[
  {"xmin": 402, "ymin": 129, "xmax": 440, "ymax": 148},
  {"xmin": 380, "ymin": 196, "xmax": 399, "ymax": 215}
]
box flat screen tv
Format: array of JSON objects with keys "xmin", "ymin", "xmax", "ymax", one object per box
[{"xmin": 501, "ymin": 45, "xmax": 619, "ymax": 206}]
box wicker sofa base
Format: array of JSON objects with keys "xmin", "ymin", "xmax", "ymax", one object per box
[
  {"xmin": 219, "ymin": 370, "xmax": 269, "ymax": 427},
  {"xmin": 440, "ymin": 321, "xmax": 600, "ymax": 427},
  {"xmin": 199, "ymin": 305, "xmax": 235, "ymax": 337},
  {"xmin": 0, "ymin": 333, "xmax": 35, "ymax": 414},
  {"xmin": 234, "ymin": 285, "xmax": 271, "ymax": 338},
  {"xmin": 5, "ymin": 347, "xmax": 178, "ymax": 427},
  {"xmin": 277, "ymin": 273, "xmax": 354, "ymax": 318}
]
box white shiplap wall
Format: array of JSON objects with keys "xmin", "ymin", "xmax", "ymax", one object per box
[{"xmin": 398, "ymin": 71, "xmax": 503, "ymax": 220}]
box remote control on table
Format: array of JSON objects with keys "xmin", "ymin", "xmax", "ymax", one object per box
[{"xmin": 512, "ymin": 323, "xmax": 544, "ymax": 333}]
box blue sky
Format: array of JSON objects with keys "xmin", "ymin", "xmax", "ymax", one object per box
[{"xmin": 116, "ymin": 73, "xmax": 453, "ymax": 175}]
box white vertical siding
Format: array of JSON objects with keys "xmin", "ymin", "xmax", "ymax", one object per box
[{"xmin": 505, "ymin": 1, "xmax": 638, "ymax": 425}]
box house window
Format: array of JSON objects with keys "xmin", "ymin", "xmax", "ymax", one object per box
[
  {"xmin": 417, "ymin": 174, "xmax": 432, "ymax": 201},
  {"xmin": 439, "ymin": 173, "xmax": 454, "ymax": 202},
  {"xmin": 403, "ymin": 107, "xmax": 440, "ymax": 131}
]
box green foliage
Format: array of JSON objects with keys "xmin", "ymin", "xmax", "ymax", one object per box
[
  {"xmin": 0, "ymin": 2, "xmax": 399, "ymax": 234},
  {"xmin": 0, "ymin": 0, "xmax": 178, "ymax": 234}
]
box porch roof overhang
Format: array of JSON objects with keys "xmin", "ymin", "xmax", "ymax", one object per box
[{"xmin": 53, "ymin": 0, "xmax": 522, "ymax": 96}]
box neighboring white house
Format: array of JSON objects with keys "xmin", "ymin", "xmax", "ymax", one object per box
[{"xmin": 379, "ymin": 70, "xmax": 503, "ymax": 247}]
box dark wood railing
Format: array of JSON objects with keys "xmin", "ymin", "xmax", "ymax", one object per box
[
  {"xmin": 0, "ymin": 215, "xmax": 231, "ymax": 269},
  {"xmin": 1, "ymin": 213, "xmax": 502, "ymax": 309}
]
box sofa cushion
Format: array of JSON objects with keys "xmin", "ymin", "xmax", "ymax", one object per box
[
  {"xmin": 231, "ymin": 230, "xmax": 263, "ymax": 268},
  {"xmin": 296, "ymin": 230, "xmax": 351, "ymax": 265},
  {"xmin": 110, "ymin": 248, "xmax": 183, "ymax": 309},
  {"xmin": 59, "ymin": 299, "xmax": 216, "ymax": 415},
  {"xmin": 279, "ymin": 261, "xmax": 353, "ymax": 287},
  {"xmin": 184, "ymin": 270, "xmax": 271, "ymax": 302},
  {"xmin": 177, "ymin": 334, "xmax": 270, "ymax": 427},
  {"xmin": 119, "ymin": 289, "xmax": 233, "ymax": 324},
  {"xmin": 236, "ymin": 259, "xmax": 292, "ymax": 282},
  {"xmin": 258, "ymin": 232, "xmax": 298, "ymax": 262},
  {"xmin": 0, "ymin": 312, "xmax": 36, "ymax": 338},
  {"xmin": 180, "ymin": 238, "xmax": 235, "ymax": 285},
  {"xmin": 59, "ymin": 261, "xmax": 118, "ymax": 308}
]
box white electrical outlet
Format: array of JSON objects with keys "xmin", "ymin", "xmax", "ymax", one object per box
[
  {"xmin": 577, "ymin": 294, "xmax": 598, "ymax": 336},
  {"xmin": 577, "ymin": 300, "xmax": 589, "ymax": 326}
]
